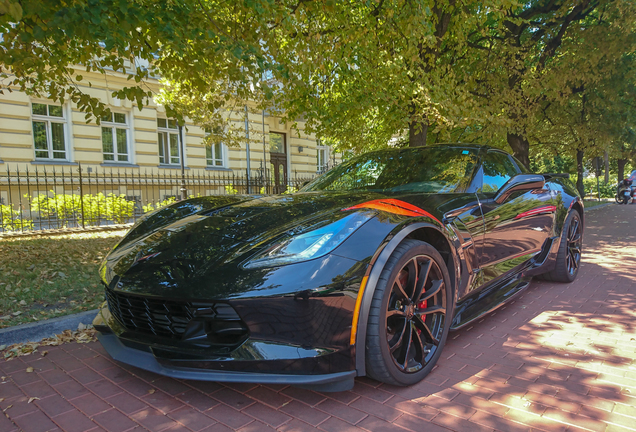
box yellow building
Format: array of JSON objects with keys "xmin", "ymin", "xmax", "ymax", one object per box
[{"xmin": 0, "ymin": 67, "xmax": 338, "ymax": 206}]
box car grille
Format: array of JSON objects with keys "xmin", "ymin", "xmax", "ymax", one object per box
[{"xmin": 105, "ymin": 286, "xmax": 248, "ymax": 347}]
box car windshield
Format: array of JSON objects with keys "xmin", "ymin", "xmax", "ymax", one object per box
[{"xmin": 302, "ymin": 146, "xmax": 479, "ymax": 193}]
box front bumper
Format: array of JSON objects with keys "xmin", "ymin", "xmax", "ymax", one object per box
[
  {"xmin": 96, "ymin": 332, "xmax": 355, "ymax": 391},
  {"xmin": 93, "ymin": 303, "xmax": 357, "ymax": 392}
]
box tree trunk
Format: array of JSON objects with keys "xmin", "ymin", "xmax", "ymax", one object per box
[
  {"xmin": 576, "ymin": 149, "xmax": 585, "ymax": 197},
  {"xmin": 603, "ymin": 151, "xmax": 609, "ymax": 184},
  {"xmin": 409, "ymin": 120, "xmax": 428, "ymax": 147},
  {"xmin": 506, "ymin": 132, "xmax": 530, "ymax": 169},
  {"xmin": 618, "ymin": 158, "xmax": 627, "ymax": 182}
]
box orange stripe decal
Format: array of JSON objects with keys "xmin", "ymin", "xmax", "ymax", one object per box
[
  {"xmin": 350, "ymin": 276, "xmax": 368, "ymax": 346},
  {"xmin": 343, "ymin": 199, "xmax": 440, "ymax": 223}
]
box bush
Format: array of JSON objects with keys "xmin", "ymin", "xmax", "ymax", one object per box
[
  {"xmin": 583, "ymin": 178, "xmax": 616, "ymax": 198},
  {"xmin": 30, "ymin": 191, "xmax": 135, "ymax": 226},
  {"xmin": 0, "ymin": 204, "xmax": 34, "ymax": 231}
]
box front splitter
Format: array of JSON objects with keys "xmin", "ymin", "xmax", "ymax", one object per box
[{"xmin": 97, "ymin": 332, "xmax": 356, "ymax": 392}]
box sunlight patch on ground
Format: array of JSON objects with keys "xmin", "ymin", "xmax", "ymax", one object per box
[{"xmin": 581, "ymin": 239, "xmax": 636, "ymax": 283}]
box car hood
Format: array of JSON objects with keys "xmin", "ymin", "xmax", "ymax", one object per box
[
  {"xmin": 102, "ymin": 192, "xmax": 381, "ymax": 284},
  {"xmin": 100, "ymin": 191, "xmax": 464, "ymax": 300}
]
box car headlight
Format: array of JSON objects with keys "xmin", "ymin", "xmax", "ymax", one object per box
[{"xmin": 244, "ymin": 212, "xmax": 373, "ymax": 269}]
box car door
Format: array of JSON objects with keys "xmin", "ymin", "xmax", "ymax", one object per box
[{"xmin": 476, "ymin": 150, "xmax": 554, "ymax": 284}]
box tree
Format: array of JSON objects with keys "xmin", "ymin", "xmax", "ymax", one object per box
[
  {"xmin": 0, "ymin": 0, "xmax": 277, "ymax": 144},
  {"xmin": 3, "ymin": 0, "xmax": 634, "ymax": 163},
  {"xmin": 266, "ymin": 1, "xmax": 511, "ymax": 151},
  {"xmin": 460, "ymin": 0, "xmax": 617, "ymax": 167},
  {"xmin": 1, "ymin": 0, "xmax": 511, "ymax": 151}
]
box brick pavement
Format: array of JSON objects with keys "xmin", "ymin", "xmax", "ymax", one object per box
[{"xmin": 1, "ymin": 203, "xmax": 635, "ymax": 432}]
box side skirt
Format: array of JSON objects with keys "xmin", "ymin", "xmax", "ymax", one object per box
[{"xmin": 450, "ymin": 274, "xmax": 531, "ymax": 330}]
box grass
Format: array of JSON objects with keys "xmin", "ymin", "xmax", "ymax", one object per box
[
  {"xmin": 583, "ymin": 198, "xmax": 613, "ymax": 209},
  {"xmin": 0, "ymin": 230, "xmax": 126, "ymax": 329}
]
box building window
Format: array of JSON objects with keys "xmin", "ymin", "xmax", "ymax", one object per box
[
  {"xmin": 206, "ymin": 143, "xmax": 225, "ymax": 167},
  {"xmin": 317, "ymin": 142, "xmax": 329, "ymax": 173},
  {"xmin": 204, "ymin": 127, "xmax": 226, "ymax": 167},
  {"xmin": 101, "ymin": 112, "xmax": 129, "ymax": 162},
  {"xmin": 157, "ymin": 118, "xmax": 180, "ymax": 165},
  {"xmin": 32, "ymin": 102, "xmax": 67, "ymax": 160}
]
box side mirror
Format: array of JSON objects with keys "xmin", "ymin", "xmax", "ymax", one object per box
[{"xmin": 494, "ymin": 174, "xmax": 545, "ymax": 204}]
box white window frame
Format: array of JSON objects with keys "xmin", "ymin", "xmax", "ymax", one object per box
[
  {"xmin": 101, "ymin": 111, "xmax": 130, "ymax": 163},
  {"xmin": 317, "ymin": 141, "xmax": 330, "ymax": 173},
  {"xmin": 204, "ymin": 129, "xmax": 227, "ymax": 168},
  {"xmin": 157, "ymin": 118, "xmax": 181, "ymax": 165},
  {"xmin": 31, "ymin": 102, "xmax": 69, "ymax": 161},
  {"xmin": 206, "ymin": 142, "xmax": 227, "ymax": 167}
]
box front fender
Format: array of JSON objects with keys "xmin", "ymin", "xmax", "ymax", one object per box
[{"xmin": 352, "ymin": 221, "xmax": 461, "ymax": 376}]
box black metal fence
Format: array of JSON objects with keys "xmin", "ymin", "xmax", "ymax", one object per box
[{"xmin": 0, "ymin": 163, "xmax": 315, "ymax": 234}]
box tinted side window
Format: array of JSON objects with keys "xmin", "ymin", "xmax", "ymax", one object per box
[{"xmin": 481, "ymin": 151, "xmax": 520, "ymax": 193}]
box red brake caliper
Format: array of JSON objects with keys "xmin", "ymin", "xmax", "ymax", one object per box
[{"xmin": 416, "ymin": 299, "xmax": 427, "ymax": 334}]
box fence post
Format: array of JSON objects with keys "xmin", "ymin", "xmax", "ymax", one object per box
[
  {"xmin": 78, "ymin": 162, "xmax": 85, "ymax": 229},
  {"xmin": 178, "ymin": 124, "xmax": 188, "ymax": 200}
]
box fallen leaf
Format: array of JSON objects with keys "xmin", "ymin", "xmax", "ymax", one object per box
[
  {"xmin": 25, "ymin": 367, "xmax": 34, "ymax": 373},
  {"xmin": 41, "ymin": 351, "xmax": 48, "ymax": 357},
  {"xmin": 11, "ymin": 311, "xmax": 22, "ymax": 317},
  {"xmin": 148, "ymin": 389, "xmax": 155, "ymax": 394},
  {"xmin": 27, "ymin": 397, "xmax": 40, "ymax": 404},
  {"xmin": 2, "ymin": 405, "xmax": 12, "ymax": 412}
]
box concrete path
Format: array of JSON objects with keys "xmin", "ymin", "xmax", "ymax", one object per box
[{"xmin": 1, "ymin": 203, "xmax": 635, "ymax": 432}]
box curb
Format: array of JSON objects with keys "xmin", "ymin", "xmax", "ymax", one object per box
[{"xmin": 0, "ymin": 309, "xmax": 98, "ymax": 346}]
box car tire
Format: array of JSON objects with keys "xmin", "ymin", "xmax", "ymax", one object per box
[
  {"xmin": 540, "ymin": 209, "xmax": 583, "ymax": 283},
  {"xmin": 365, "ymin": 239, "xmax": 452, "ymax": 386}
]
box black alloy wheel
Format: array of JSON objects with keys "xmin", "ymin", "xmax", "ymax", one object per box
[
  {"xmin": 565, "ymin": 211, "xmax": 582, "ymax": 277},
  {"xmin": 366, "ymin": 239, "xmax": 451, "ymax": 386},
  {"xmin": 540, "ymin": 209, "xmax": 583, "ymax": 283}
]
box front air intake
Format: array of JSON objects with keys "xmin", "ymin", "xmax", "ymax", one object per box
[{"xmin": 105, "ymin": 286, "xmax": 248, "ymax": 349}]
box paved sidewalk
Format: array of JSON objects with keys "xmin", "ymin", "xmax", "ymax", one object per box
[{"xmin": 2, "ymin": 204, "xmax": 635, "ymax": 432}]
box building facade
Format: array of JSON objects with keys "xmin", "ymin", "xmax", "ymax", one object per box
[{"xmin": 0, "ymin": 67, "xmax": 338, "ymax": 206}]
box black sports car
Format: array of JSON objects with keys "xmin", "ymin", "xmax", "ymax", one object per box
[{"xmin": 94, "ymin": 144, "xmax": 583, "ymax": 391}]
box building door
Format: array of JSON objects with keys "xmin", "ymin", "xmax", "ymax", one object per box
[{"xmin": 269, "ymin": 132, "xmax": 287, "ymax": 193}]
